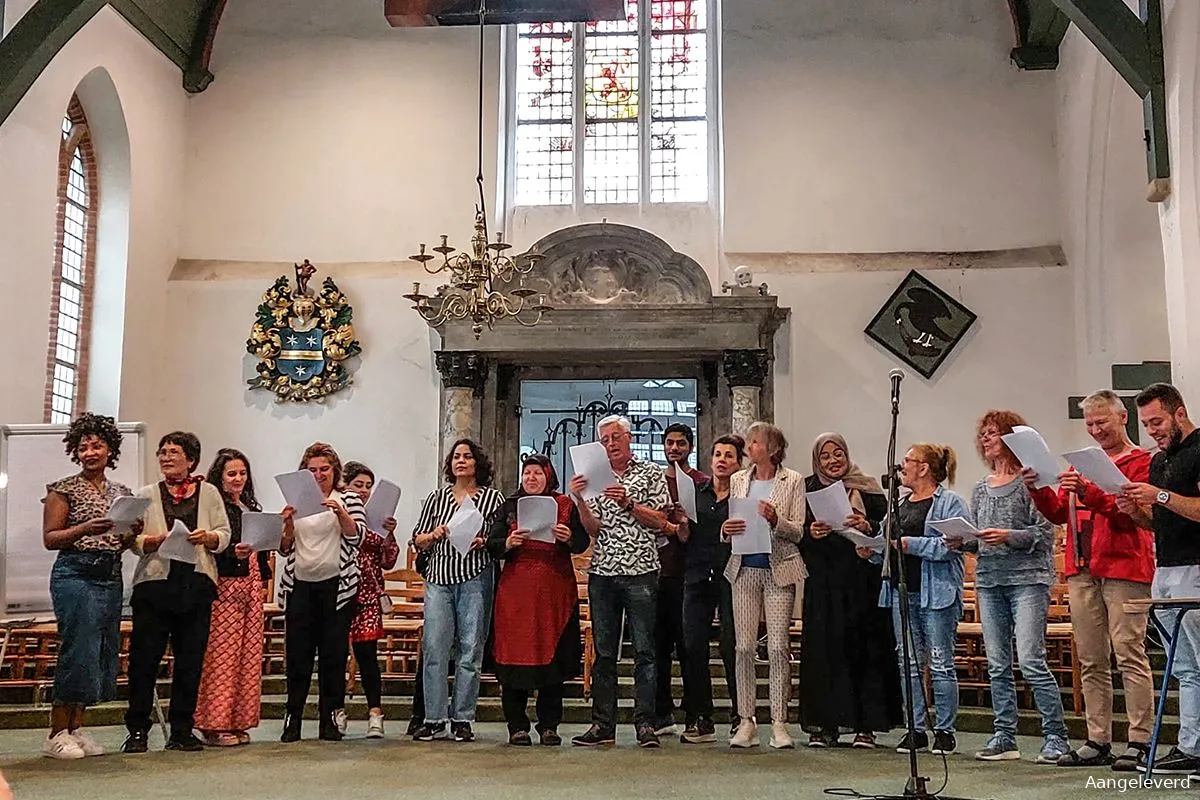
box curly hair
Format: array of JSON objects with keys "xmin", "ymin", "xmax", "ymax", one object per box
[
  {"xmin": 64, "ymin": 412, "xmax": 122, "ymax": 469},
  {"xmin": 300, "ymin": 442, "xmax": 344, "ymax": 489},
  {"xmin": 205, "ymin": 448, "xmax": 262, "ymax": 512},
  {"xmin": 443, "ymin": 438, "xmax": 494, "ymax": 487},
  {"xmin": 975, "ymin": 409, "xmax": 1026, "ymax": 468}
]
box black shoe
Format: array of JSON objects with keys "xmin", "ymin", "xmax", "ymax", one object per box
[
  {"xmin": 1141, "ymin": 746, "xmax": 1200, "ymax": 775},
  {"xmin": 538, "ymin": 728, "xmax": 562, "ymax": 746},
  {"xmin": 121, "ymin": 730, "xmax": 149, "ymax": 754},
  {"xmin": 571, "ymin": 724, "xmax": 616, "ymax": 747},
  {"xmin": 413, "ymin": 722, "xmax": 447, "ymax": 742},
  {"xmin": 281, "ymin": 713, "xmax": 302, "ymax": 743},
  {"xmin": 165, "ymin": 732, "xmax": 205, "ymax": 752},
  {"xmin": 637, "ymin": 724, "xmax": 661, "ymax": 748},
  {"xmin": 931, "ymin": 731, "xmax": 957, "ymax": 755},
  {"xmin": 729, "ymin": 716, "xmax": 741, "ymax": 740},
  {"xmin": 682, "ymin": 717, "xmax": 717, "ymax": 744},
  {"xmin": 852, "ymin": 732, "xmax": 877, "ymax": 749},
  {"xmin": 896, "ymin": 731, "xmax": 930, "ymax": 753},
  {"xmin": 452, "ymin": 722, "xmax": 474, "ymax": 742},
  {"xmin": 1057, "ymin": 740, "xmax": 1113, "ymax": 767},
  {"xmin": 406, "ymin": 718, "xmax": 425, "ymax": 737},
  {"xmin": 509, "ymin": 730, "xmax": 532, "ymax": 746},
  {"xmin": 650, "ymin": 715, "xmax": 677, "ymax": 735},
  {"xmin": 318, "ymin": 713, "xmax": 343, "ymax": 742},
  {"xmin": 808, "ymin": 731, "xmax": 837, "ymax": 748}
]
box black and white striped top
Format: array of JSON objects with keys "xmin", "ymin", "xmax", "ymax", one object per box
[
  {"xmin": 412, "ymin": 485, "xmax": 506, "ymax": 585},
  {"xmin": 278, "ymin": 490, "xmax": 366, "ymax": 611}
]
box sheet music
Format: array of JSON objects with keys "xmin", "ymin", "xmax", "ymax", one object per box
[{"xmin": 728, "ymin": 497, "xmax": 771, "ymax": 555}]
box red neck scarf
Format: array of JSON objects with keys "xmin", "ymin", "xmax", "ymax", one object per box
[{"xmin": 164, "ymin": 475, "xmax": 202, "ymax": 503}]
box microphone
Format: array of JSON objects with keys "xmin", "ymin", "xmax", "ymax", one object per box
[{"xmin": 889, "ymin": 368, "xmax": 905, "ymax": 391}]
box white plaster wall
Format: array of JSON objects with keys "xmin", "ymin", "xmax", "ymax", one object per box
[
  {"xmin": 0, "ymin": 7, "xmax": 185, "ymax": 444},
  {"xmin": 2, "ymin": 0, "xmax": 35, "ymax": 36},
  {"xmin": 769, "ymin": 266, "xmax": 1080, "ymax": 491},
  {"xmin": 722, "ymin": 0, "xmax": 1060, "ymax": 255}
]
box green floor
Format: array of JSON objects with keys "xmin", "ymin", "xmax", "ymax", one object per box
[{"xmin": 0, "ymin": 724, "xmax": 1192, "ymax": 800}]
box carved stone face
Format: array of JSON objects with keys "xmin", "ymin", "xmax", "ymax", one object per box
[{"xmin": 734, "ymin": 265, "xmax": 752, "ymax": 286}]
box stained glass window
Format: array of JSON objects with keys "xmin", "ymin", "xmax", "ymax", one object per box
[{"xmin": 511, "ymin": 0, "xmax": 709, "ymax": 207}]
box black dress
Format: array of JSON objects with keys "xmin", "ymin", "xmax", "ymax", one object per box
[{"xmin": 797, "ymin": 475, "xmax": 904, "ymax": 735}]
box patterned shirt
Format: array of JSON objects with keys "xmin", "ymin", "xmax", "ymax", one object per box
[
  {"xmin": 412, "ymin": 485, "xmax": 506, "ymax": 585},
  {"xmin": 587, "ymin": 457, "xmax": 670, "ymax": 577},
  {"xmin": 46, "ymin": 473, "xmax": 132, "ymax": 552}
]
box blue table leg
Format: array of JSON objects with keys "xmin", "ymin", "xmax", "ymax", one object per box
[{"xmin": 1145, "ymin": 609, "xmax": 1187, "ymax": 780}]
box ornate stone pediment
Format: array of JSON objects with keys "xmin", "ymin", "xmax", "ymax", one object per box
[{"xmin": 512, "ymin": 223, "xmax": 713, "ymax": 306}]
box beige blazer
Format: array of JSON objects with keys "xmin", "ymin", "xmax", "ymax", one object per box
[
  {"xmin": 131, "ymin": 481, "xmax": 231, "ymax": 587},
  {"xmin": 723, "ymin": 465, "xmax": 808, "ymax": 588}
]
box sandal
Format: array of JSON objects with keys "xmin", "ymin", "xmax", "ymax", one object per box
[
  {"xmin": 1112, "ymin": 742, "xmax": 1148, "ymax": 772},
  {"xmin": 1056, "ymin": 740, "xmax": 1114, "ymax": 767}
]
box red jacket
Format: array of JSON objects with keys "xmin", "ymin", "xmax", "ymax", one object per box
[{"xmin": 1029, "ymin": 448, "xmax": 1155, "ymax": 584}]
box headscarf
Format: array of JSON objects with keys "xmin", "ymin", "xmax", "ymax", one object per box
[
  {"xmin": 515, "ymin": 455, "xmax": 559, "ymax": 498},
  {"xmin": 811, "ymin": 432, "xmax": 884, "ymax": 514}
]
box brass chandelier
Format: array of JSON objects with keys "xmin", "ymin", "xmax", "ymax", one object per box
[{"xmin": 403, "ymin": 0, "xmax": 552, "ymax": 339}]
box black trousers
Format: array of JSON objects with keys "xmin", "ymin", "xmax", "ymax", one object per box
[
  {"xmin": 409, "ymin": 655, "xmax": 425, "ymax": 722},
  {"xmin": 285, "ymin": 578, "xmax": 353, "ymax": 723},
  {"xmin": 655, "ymin": 574, "xmax": 687, "ymax": 719},
  {"xmin": 352, "ymin": 640, "xmax": 383, "ymax": 710},
  {"xmin": 501, "ymin": 684, "xmax": 564, "ymax": 733},
  {"xmin": 681, "ymin": 574, "xmax": 738, "ymax": 723},
  {"xmin": 125, "ymin": 582, "xmax": 212, "ymax": 738}
]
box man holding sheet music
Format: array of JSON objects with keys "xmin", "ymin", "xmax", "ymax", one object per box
[
  {"xmin": 1022, "ymin": 390, "xmax": 1155, "ymax": 771},
  {"xmin": 568, "ymin": 415, "xmax": 671, "ymax": 749}
]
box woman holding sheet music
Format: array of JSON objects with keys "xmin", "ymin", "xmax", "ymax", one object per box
[
  {"xmin": 42, "ymin": 413, "xmax": 135, "ymax": 759},
  {"xmin": 277, "ymin": 442, "xmax": 367, "ymax": 743},
  {"xmin": 410, "ymin": 439, "xmax": 505, "ymax": 743},
  {"xmin": 485, "ymin": 454, "xmax": 589, "ymax": 746},
  {"xmin": 194, "ymin": 448, "xmax": 272, "ymax": 747},
  {"xmin": 342, "ymin": 461, "xmax": 401, "ymax": 739}
]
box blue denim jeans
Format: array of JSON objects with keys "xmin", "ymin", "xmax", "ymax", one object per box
[
  {"xmin": 1152, "ymin": 565, "xmax": 1200, "ymax": 757},
  {"xmin": 49, "ymin": 551, "xmax": 123, "ymax": 707},
  {"xmin": 977, "ymin": 583, "xmax": 1067, "ymax": 741},
  {"xmin": 589, "ymin": 571, "xmax": 658, "ymax": 731},
  {"xmin": 422, "ymin": 566, "xmax": 494, "ymax": 723},
  {"xmin": 892, "ymin": 596, "xmax": 959, "ymax": 733}
]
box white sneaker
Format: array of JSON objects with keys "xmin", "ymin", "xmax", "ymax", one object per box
[
  {"xmin": 730, "ymin": 717, "xmax": 760, "ymax": 748},
  {"xmin": 70, "ymin": 729, "xmax": 105, "ymax": 756},
  {"xmin": 43, "ymin": 730, "xmax": 85, "ymax": 760},
  {"xmin": 770, "ymin": 721, "xmax": 794, "ymax": 750},
  {"xmin": 334, "ymin": 709, "xmax": 348, "ymax": 735},
  {"xmin": 367, "ymin": 712, "xmax": 385, "ymax": 739}
]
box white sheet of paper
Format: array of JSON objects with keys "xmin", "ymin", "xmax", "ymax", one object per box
[
  {"xmin": 157, "ymin": 519, "xmax": 198, "ymax": 564},
  {"xmin": 1061, "ymin": 447, "xmax": 1129, "ymax": 495},
  {"xmin": 447, "ymin": 496, "xmax": 484, "ymax": 556},
  {"xmin": 517, "ymin": 496, "xmax": 558, "ymax": 544},
  {"xmin": 569, "ymin": 442, "xmax": 616, "ymax": 500},
  {"xmin": 928, "ymin": 516, "xmax": 980, "ymax": 543},
  {"xmin": 1001, "ymin": 425, "xmax": 1060, "ymax": 488},
  {"xmin": 274, "ymin": 470, "xmax": 326, "ymax": 519},
  {"xmin": 729, "ymin": 497, "xmax": 772, "ymax": 555},
  {"xmin": 241, "ymin": 512, "xmax": 284, "ymax": 551},
  {"xmin": 838, "ymin": 528, "xmax": 885, "ymax": 552},
  {"xmin": 806, "ymin": 480, "xmax": 856, "ymax": 529},
  {"xmin": 107, "ymin": 495, "xmax": 151, "ymax": 532},
  {"xmin": 364, "ymin": 479, "xmax": 402, "ymax": 533},
  {"xmin": 674, "ymin": 470, "xmax": 699, "ymax": 522}
]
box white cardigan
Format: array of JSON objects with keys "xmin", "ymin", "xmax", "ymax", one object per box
[{"xmin": 131, "ymin": 481, "xmax": 231, "ymax": 587}]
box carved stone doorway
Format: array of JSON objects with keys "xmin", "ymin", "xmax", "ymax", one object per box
[{"xmin": 426, "ymin": 224, "xmax": 789, "ymax": 494}]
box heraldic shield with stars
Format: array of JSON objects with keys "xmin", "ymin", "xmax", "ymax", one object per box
[{"xmin": 245, "ymin": 260, "xmax": 362, "ymax": 402}]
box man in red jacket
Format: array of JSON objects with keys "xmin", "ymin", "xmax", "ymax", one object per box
[{"xmin": 1022, "ymin": 390, "xmax": 1155, "ymax": 771}]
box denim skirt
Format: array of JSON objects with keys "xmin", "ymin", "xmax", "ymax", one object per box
[{"xmin": 49, "ymin": 550, "xmax": 123, "ymax": 706}]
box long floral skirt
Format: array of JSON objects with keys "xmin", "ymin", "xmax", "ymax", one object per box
[{"xmin": 194, "ymin": 575, "xmax": 264, "ymax": 732}]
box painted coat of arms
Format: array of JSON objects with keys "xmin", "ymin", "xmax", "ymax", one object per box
[{"xmin": 245, "ymin": 260, "xmax": 362, "ymax": 402}]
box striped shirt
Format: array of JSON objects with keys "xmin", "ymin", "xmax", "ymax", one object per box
[
  {"xmin": 279, "ymin": 490, "xmax": 366, "ymax": 610},
  {"xmin": 412, "ymin": 485, "xmax": 506, "ymax": 585}
]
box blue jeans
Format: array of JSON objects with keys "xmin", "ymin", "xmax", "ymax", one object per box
[
  {"xmin": 977, "ymin": 583, "xmax": 1067, "ymax": 741},
  {"xmin": 892, "ymin": 596, "xmax": 959, "ymax": 733},
  {"xmin": 1152, "ymin": 565, "xmax": 1200, "ymax": 756},
  {"xmin": 422, "ymin": 566, "xmax": 494, "ymax": 724},
  {"xmin": 589, "ymin": 571, "xmax": 658, "ymax": 730},
  {"xmin": 50, "ymin": 551, "xmax": 123, "ymax": 706}
]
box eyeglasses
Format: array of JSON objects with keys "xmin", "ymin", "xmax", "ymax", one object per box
[
  {"xmin": 977, "ymin": 430, "xmax": 1001, "ymax": 442},
  {"xmin": 598, "ymin": 432, "xmax": 630, "ymax": 444},
  {"xmin": 902, "ymin": 456, "xmax": 926, "ymax": 466}
]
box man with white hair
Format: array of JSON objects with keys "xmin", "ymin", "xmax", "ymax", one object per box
[
  {"xmin": 568, "ymin": 415, "xmax": 671, "ymax": 748},
  {"xmin": 1022, "ymin": 389, "xmax": 1155, "ymax": 771}
]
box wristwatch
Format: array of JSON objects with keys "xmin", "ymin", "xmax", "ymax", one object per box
[
  {"xmin": 1156, "ymin": 490, "xmax": 1171, "ymax": 506},
  {"xmin": 624, "ymin": 499, "xmax": 635, "ymax": 512}
]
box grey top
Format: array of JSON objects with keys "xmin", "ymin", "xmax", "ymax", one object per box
[{"xmin": 968, "ymin": 477, "xmax": 1056, "ymax": 588}]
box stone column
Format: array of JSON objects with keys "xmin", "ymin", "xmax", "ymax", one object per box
[
  {"xmin": 722, "ymin": 349, "xmax": 770, "ymax": 436},
  {"xmin": 435, "ymin": 351, "xmax": 489, "ymax": 455}
]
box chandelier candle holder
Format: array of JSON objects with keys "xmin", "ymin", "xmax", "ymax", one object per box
[{"xmin": 403, "ymin": 210, "xmax": 552, "ymax": 339}]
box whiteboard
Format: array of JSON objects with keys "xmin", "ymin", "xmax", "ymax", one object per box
[{"xmin": 0, "ymin": 423, "xmax": 147, "ymax": 614}]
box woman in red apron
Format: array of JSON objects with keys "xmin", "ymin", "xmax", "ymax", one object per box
[{"xmin": 485, "ymin": 454, "xmax": 589, "ymax": 746}]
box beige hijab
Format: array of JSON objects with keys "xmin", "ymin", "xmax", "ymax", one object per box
[{"xmin": 811, "ymin": 432, "xmax": 884, "ymax": 514}]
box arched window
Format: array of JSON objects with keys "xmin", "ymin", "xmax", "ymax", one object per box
[{"xmin": 44, "ymin": 95, "xmax": 98, "ymax": 424}]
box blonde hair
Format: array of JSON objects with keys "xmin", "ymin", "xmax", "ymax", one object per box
[
  {"xmin": 300, "ymin": 442, "xmax": 343, "ymax": 488},
  {"xmin": 909, "ymin": 443, "xmax": 957, "ymax": 485},
  {"xmin": 747, "ymin": 421, "xmax": 788, "ymax": 467},
  {"xmin": 1079, "ymin": 389, "xmax": 1125, "ymax": 415}
]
